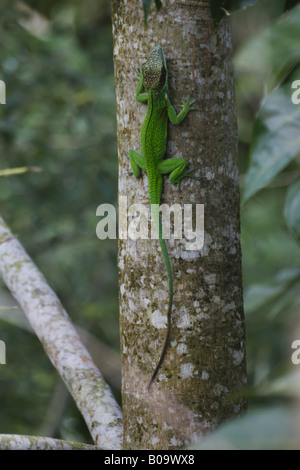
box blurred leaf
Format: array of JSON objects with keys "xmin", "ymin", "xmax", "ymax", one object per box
[
  {"xmin": 243, "ymin": 88, "xmax": 300, "ymax": 202},
  {"xmin": 244, "ymin": 268, "xmax": 300, "ymax": 317},
  {"xmin": 244, "ymin": 284, "xmax": 286, "ymax": 314},
  {"xmin": 260, "ymin": 370, "xmax": 300, "ymax": 399},
  {"xmin": 268, "ymin": 279, "xmax": 300, "ymax": 319},
  {"xmin": 210, "ymin": 0, "xmax": 260, "ymax": 24},
  {"xmin": 285, "ymin": 176, "xmax": 300, "ymax": 243},
  {"xmin": 188, "ymin": 406, "xmax": 299, "ymax": 450},
  {"xmin": 0, "ymin": 0, "xmax": 118, "ymax": 439},
  {"xmin": 142, "ymin": 0, "xmax": 162, "ymax": 26},
  {"xmin": 235, "ymin": 4, "xmax": 300, "ymax": 91}
]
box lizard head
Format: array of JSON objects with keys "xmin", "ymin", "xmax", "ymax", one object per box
[{"xmin": 142, "ymin": 46, "xmax": 168, "ymax": 91}]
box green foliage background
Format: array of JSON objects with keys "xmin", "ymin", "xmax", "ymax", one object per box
[
  {"xmin": 0, "ymin": 0, "xmax": 300, "ymax": 447},
  {"xmin": 0, "ymin": 0, "xmax": 118, "ymax": 443}
]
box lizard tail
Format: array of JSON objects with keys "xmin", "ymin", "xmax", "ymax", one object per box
[{"xmin": 148, "ymin": 213, "xmax": 173, "ymax": 391}]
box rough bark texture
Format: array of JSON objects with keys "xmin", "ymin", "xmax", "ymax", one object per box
[
  {"xmin": 112, "ymin": 0, "xmax": 247, "ymax": 450},
  {"xmin": 0, "ymin": 434, "xmax": 98, "ymax": 450}
]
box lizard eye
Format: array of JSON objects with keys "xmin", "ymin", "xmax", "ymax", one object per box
[{"xmin": 159, "ymin": 65, "xmax": 166, "ymax": 86}]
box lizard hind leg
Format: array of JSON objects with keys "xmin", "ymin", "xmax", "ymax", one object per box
[
  {"xmin": 158, "ymin": 157, "xmax": 200, "ymax": 190},
  {"xmin": 126, "ymin": 150, "xmax": 146, "ymax": 178}
]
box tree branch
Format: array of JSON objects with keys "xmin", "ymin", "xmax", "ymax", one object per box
[
  {"xmin": 0, "ymin": 291, "xmax": 122, "ymax": 389},
  {"xmin": 0, "ymin": 216, "xmax": 123, "ymax": 450},
  {"xmin": 0, "ymin": 434, "xmax": 99, "ymax": 450}
]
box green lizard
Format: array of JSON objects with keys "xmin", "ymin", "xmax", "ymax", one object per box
[{"xmin": 127, "ymin": 46, "xmax": 197, "ymax": 390}]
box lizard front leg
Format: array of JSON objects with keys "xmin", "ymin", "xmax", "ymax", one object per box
[
  {"xmin": 135, "ymin": 65, "xmax": 149, "ymax": 103},
  {"xmin": 166, "ymin": 95, "xmax": 196, "ymax": 125}
]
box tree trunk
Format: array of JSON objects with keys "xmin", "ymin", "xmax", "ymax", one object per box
[{"xmin": 112, "ymin": 0, "xmax": 247, "ymax": 450}]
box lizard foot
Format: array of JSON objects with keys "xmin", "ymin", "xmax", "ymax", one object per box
[
  {"xmin": 180, "ymin": 96, "xmax": 197, "ymax": 112},
  {"xmin": 175, "ymin": 169, "xmax": 201, "ymax": 191}
]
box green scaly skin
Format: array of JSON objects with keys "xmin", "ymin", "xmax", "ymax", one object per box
[{"xmin": 127, "ymin": 46, "xmax": 197, "ymax": 390}]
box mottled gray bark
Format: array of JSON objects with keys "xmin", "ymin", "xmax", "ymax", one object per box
[
  {"xmin": 0, "ymin": 434, "xmax": 98, "ymax": 450},
  {"xmin": 112, "ymin": 0, "xmax": 247, "ymax": 450}
]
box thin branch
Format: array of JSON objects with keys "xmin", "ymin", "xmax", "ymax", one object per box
[
  {"xmin": 0, "ymin": 216, "xmax": 123, "ymax": 450},
  {"xmin": 0, "ymin": 434, "xmax": 99, "ymax": 450},
  {"xmin": 0, "ymin": 290, "xmax": 122, "ymax": 389}
]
